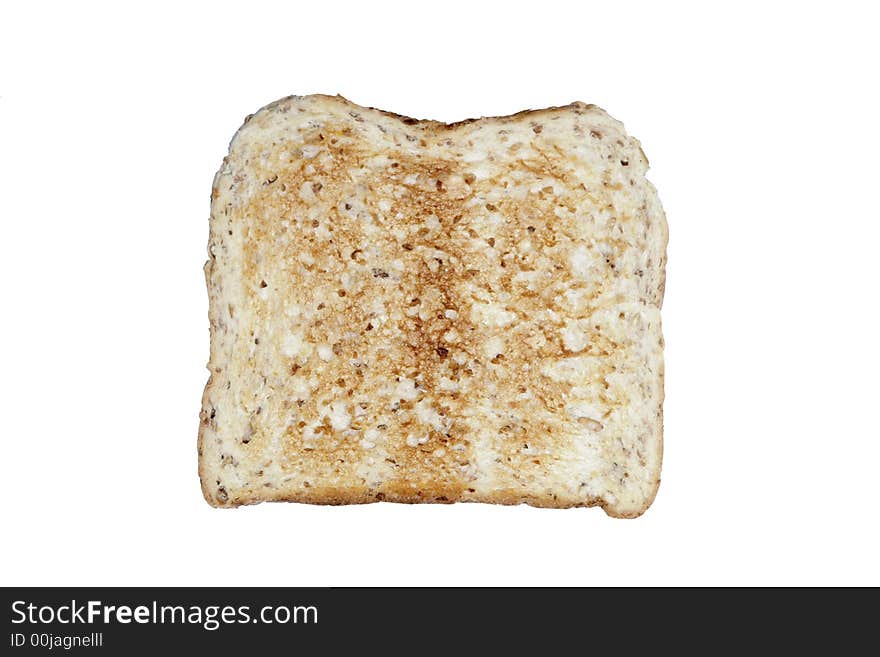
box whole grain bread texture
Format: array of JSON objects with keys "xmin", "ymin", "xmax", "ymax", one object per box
[{"xmin": 200, "ymin": 95, "xmax": 667, "ymax": 518}]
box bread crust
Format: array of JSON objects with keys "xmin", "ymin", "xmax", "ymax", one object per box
[{"xmin": 199, "ymin": 95, "xmax": 667, "ymax": 518}]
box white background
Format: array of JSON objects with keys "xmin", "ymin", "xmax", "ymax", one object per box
[{"xmin": 2, "ymin": 1, "xmax": 878, "ymax": 586}]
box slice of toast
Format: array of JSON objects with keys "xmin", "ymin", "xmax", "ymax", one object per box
[{"xmin": 199, "ymin": 95, "xmax": 667, "ymax": 518}]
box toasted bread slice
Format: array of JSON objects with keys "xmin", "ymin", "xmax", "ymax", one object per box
[{"xmin": 200, "ymin": 95, "xmax": 667, "ymax": 517}]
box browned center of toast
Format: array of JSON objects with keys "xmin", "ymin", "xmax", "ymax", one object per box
[{"xmin": 235, "ymin": 119, "xmax": 619, "ymax": 502}]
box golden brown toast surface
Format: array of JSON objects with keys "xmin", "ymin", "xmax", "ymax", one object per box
[{"xmin": 200, "ymin": 95, "xmax": 666, "ymax": 517}]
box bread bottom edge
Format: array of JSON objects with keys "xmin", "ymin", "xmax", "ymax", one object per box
[{"xmin": 199, "ymin": 483, "xmax": 657, "ymax": 519}]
